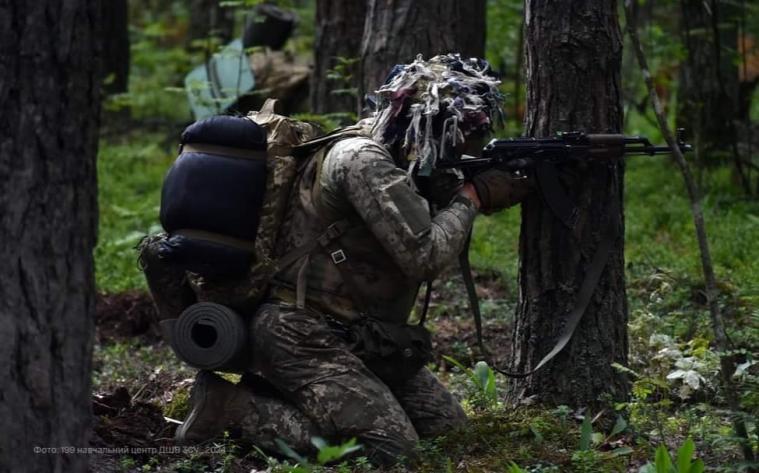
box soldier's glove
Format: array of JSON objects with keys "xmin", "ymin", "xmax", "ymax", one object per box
[{"xmin": 470, "ymin": 168, "xmax": 532, "ymax": 214}]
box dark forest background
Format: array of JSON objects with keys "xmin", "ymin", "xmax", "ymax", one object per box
[{"xmin": 1, "ymin": 0, "xmax": 758, "ymax": 472}]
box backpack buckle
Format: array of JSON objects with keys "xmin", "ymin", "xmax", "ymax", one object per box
[{"xmin": 331, "ymin": 249, "xmax": 347, "ymax": 264}]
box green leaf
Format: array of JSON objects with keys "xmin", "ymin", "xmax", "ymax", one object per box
[
  {"xmin": 689, "ymin": 459, "xmax": 704, "ymax": 473},
  {"xmin": 529, "ymin": 424, "xmax": 544, "ymax": 444},
  {"xmin": 314, "ymin": 438, "xmax": 362, "ymax": 465},
  {"xmin": 310, "ymin": 436, "xmax": 327, "ymax": 450},
  {"xmin": 610, "ymin": 415, "xmax": 628, "ymax": 438},
  {"xmin": 275, "ymin": 438, "xmax": 307, "ymax": 465},
  {"xmin": 474, "ymin": 361, "xmax": 490, "ymax": 389},
  {"xmin": 609, "ymin": 446, "xmax": 634, "ymax": 457},
  {"xmin": 637, "ymin": 463, "xmax": 656, "ymax": 473},
  {"xmin": 485, "ymin": 364, "xmax": 497, "ymax": 399},
  {"xmin": 579, "ymin": 414, "xmax": 593, "ymax": 451},
  {"xmin": 506, "ymin": 462, "xmax": 526, "ymax": 473},
  {"xmin": 442, "ymin": 355, "xmax": 469, "ymax": 373},
  {"xmin": 654, "ymin": 445, "xmax": 673, "ymax": 473},
  {"xmin": 676, "ymin": 438, "xmax": 695, "ymax": 473}
]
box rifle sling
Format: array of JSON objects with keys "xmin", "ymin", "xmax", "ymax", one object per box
[
  {"xmin": 465, "ymin": 198, "xmax": 619, "ymax": 379},
  {"xmin": 536, "ymin": 161, "xmax": 579, "ymax": 229},
  {"xmin": 460, "ymin": 231, "xmax": 489, "ymax": 358}
]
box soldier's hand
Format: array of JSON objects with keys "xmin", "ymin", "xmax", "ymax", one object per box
[{"xmin": 470, "ymin": 168, "xmax": 532, "ymax": 214}]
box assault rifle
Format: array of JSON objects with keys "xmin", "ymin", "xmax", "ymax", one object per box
[
  {"xmin": 436, "ymin": 129, "xmax": 692, "ymax": 378},
  {"xmin": 437, "ymin": 129, "xmax": 692, "ymax": 179}
]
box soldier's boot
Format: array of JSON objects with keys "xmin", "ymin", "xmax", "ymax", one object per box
[{"xmin": 175, "ymin": 370, "xmax": 255, "ymax": 444}]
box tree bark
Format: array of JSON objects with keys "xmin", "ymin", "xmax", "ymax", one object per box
[
  {"xmin": 310, "ymin": 0, "xmax": 367, "ymax": 115},
  {"xmin": 507, "ymin": 0, "xmax": 629, "ymax": 407},
  {"xmin": 102, "ymin": 0, "xmax": 130, "ymax": 94},
  {"xmin": 188, "ymin": 0, "xmax": 236, "ymax": 47},
  {"xmin": 359, "ymin": 0, "xmax": 486, "ymax": 113},
  {"xmin": 0, "ymin": 1, "xmax": 102, "ymax": 472},
  {"xmin": 678, "ymin": 0, "xmax": 740, "ymax": 151},
  {"xmin": 677, "ymin": 0, "xmax": 748, "ymax": 190}
]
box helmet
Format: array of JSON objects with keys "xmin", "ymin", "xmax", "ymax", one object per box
[{"xmin": 370, "ymin": 54, "xmax": 503, "ymax": 175}]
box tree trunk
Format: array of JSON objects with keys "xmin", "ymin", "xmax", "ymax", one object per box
[
  {"xmin": 677, "ymin": 0, "xmax": 747, "ymax": 189},
  {"xmin": 359, "ymin": 0, "xmax": 486, "ymax": 113},
  {"xmin": 188, "ymin": 0, "xmax": 236, "ymax": 47},
  {"xmin": 103, "ymin": 0, "xmax": 130, "ymax": 94},
  {"xmin": 0, "ymin": 2, "xmax": 101, "ymax": 472},
  {"xmin": 310, "ymin": 0, "xmax": 367, "ymax": 116},
  {"xmin": 507, "ymin": 0, "xmax": 629, "ymax": 407}
]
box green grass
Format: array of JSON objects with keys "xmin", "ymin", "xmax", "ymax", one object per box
[{"xmin": 95, "ymin": 134, "xmax": 173, "ymax": 292}]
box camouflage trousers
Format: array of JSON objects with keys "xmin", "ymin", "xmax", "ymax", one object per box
[
  {"xmin": 246, "ymin": 303, "xmax": 467, "ymax": 465},
  {"xmin": 137, "ymin": 237, "xmax": 466, "ymax": 465}
]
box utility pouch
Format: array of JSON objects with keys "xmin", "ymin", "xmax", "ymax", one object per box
[{"xmin": 350, "ymin": 318, "xmax": 433, "ymax": 385}]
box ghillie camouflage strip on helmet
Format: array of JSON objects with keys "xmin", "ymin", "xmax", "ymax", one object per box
[{"xmin": 370, "ymin": 53, "xmax": 504, "ymax": 175}]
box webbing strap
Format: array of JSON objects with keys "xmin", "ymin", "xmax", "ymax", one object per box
[
  {"xmin": 173, "ymin": 228, "xmax": 255, "ymax": 252},
  {"xmin": 466, "ymin": 198, "xmax": 620, "ymax": 379},
  {"xmin": 275, "ymin": 220, "xmax": 352, "ymax": 272},
  {"xmin": 418, "ymin": 281, "xmax": 433, "ymax": 327},
  {"xmin": 181, "ymin": 143, "xmax": 267, "ymax": 161},
  {"xmin": 460, "ymin": 232, "xmax": 489, "ymax": 358}
]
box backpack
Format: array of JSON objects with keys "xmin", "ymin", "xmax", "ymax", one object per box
[{"xmin": 157, "ymin": 99, "xmax": 331, "ymax": 313}]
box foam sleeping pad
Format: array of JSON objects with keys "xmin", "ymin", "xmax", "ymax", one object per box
[{"xmin": 168, "ymin": 302, "xmax": 248, "ymax": 371}]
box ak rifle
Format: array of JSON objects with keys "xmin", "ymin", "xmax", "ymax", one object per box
[{"xmin": 438, "ymin": 129, "xmax": 692, "ymax": 178}]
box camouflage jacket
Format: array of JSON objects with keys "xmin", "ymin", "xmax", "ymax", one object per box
[{"xmin": 271, "ymin": 136, "xmax": 477, "ymax": 323}]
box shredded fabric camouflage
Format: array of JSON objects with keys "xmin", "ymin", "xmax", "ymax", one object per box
[{"xmin": 371, "ymin": 53, "xmax": 504, "ymax": 175}]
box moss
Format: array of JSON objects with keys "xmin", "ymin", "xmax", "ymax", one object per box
[{"xmin": 164, "ymin": 386, "xmax": 191, "ymax": 420}]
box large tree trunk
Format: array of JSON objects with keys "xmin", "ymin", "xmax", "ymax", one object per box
[
  {"xmin": 507, "ymin": 0, "xmax": 629, "ymax": 407},
  {"xmin": 0, "ymin": 1, "xmax": 102, "ymax": 472},
  {"xmin": 359, "ymin": 0, "xmax": 486, "ymax": 113},
  {"xmin": 310, "ymin": 0, "xmax": 367, "ymax": 116}
]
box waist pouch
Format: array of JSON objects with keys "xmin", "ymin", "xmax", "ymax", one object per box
[{"xmin": 348, "ymin": 318, "xmax": 433, "ymax": 385}]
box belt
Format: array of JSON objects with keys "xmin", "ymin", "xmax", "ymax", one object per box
[{"xmin": 269, "ymin": 286, "xmax": 361, "ymax": 324}]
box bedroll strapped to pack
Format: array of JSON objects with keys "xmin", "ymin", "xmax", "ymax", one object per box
[{"xmin": 157, "ymin": 99, "xmax": 322, "ymax": 309}]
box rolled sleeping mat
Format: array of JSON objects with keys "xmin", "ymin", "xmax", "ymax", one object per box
[{"xmin": 167, "ymin": 302, "xmax": 249, "ymax": 372}]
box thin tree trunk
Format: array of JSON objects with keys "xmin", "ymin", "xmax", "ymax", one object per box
[
  {"xmin": 0, "ymin": 1, "xmax": 102, "ymax": 471},
  {"xmin": 513, "ymin": 18, "xmax": 524, "ymax": 127},
  {"xmin": 625, "ymin": 0, "xmax": 755, "ymax": 463},
  {"xmin": 359, "ymin": 0, "xmax": 486, "ymax": 114},
  {"xmin": 310, "ymin": 0, "xmax": 367, "ymax": 116},
  {"xmin": 507, "ymin": 0, "xmax": 629, "ymax": 407}
]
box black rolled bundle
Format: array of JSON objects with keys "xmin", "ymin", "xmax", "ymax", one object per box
[
  {"xmin": 169, "ymin": 302, "xmax": 249, "ymax": 371},
  {"xmin": 158, "ymin": 115, "xmax": 268, "ymax": 277}
]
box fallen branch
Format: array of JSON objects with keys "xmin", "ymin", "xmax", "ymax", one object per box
[{"xmin": 623, "ymin": 0, "xmax": 755, "ymax": 465}]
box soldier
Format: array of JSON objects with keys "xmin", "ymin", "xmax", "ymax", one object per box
[{"xmin": 145, "ymin": 54, "xmax": 529, "ymax": 466}]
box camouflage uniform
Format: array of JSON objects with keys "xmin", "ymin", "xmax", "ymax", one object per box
[
  {"xmin": 140, "ymin": 136, "xmax": 477, "ymax": 465},
  {"xmin": 248, "ymin": 136, "xmax": 476, "ymax": 463}
]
